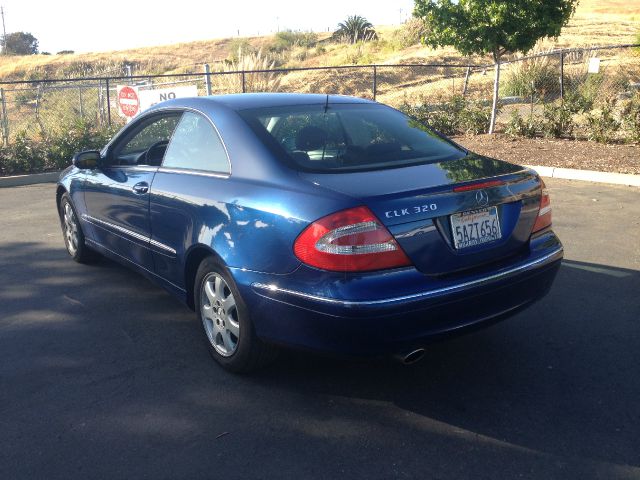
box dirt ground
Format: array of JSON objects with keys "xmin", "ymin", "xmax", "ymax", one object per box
[{"xmin": 453, "ymin": 134, "xmax": 640, "ymax": 175}]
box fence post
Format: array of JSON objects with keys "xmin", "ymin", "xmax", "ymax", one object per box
[
  {"xmin": 241, "ymin": 71, "xmax": 246, "ymax": 93},
  {"xmin": 34, "ymin": 83, "xmax": 45, "ymax": 135},
  {"xmin": 97, "ymin": 82, "xmax": 102, "ymax": 126},
  {"xmin": 105, "ymin": 78, "xmax": 112, "ymax": 127},
  {"xmin": 204, "ymin": 64, "xmax": 212, "ymax": 95},
  {"xmin": 372, "ymin": 65, "xmax": 377, "ymax": 101},
  {"xmin": 488, "ymin": 59, "xmax": 501, "ymax": 134},
  {"xmin": 530, "ymin": 81, "xmax": 535, "ymax": 118},
  {"xmin": 462, "ymin": 66, "xmax": 471, "ymax": 97},
  {"xmin": 0, "ymin": 88, "xmax": 8, "ymax": 145},
  {"xmin": 559, "ymin": 52, "xmax": 565, "ymax": 101},
  {"xmin": 78, "ymin": 86, "xmax": 84, "ymax": 119}
]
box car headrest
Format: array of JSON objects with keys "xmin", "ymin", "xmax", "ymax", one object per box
[{"xmin": 295, "ymin": 126, "xmax": 327, "ymax": 151}]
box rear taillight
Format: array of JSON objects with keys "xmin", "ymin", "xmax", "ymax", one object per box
[
  {"xmin": 532, "ymin": 179, "xmax": 552, "ymax": 233},
  {"xmin": 293, "ymin": 206, "xmax": 412, "ymax": 272}
]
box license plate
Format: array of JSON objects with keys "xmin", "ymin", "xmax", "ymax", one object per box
[{"xmin": 450, "ymin": 206, "xmax": 502, "ymax": 249}]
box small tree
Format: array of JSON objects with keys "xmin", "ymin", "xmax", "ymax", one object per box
[
  {"xmin": 3, "ymin": 32, "xmax": 39, "ymax": 55},
  {"xmin": 414, "ymin": 0, "xmax": 578, "ymax": 133},
  {"xmin": 333, "ymin": 15, "xmax": 378, "ymax": 44}
]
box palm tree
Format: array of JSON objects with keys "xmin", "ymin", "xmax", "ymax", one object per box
[{"xmin": 332, "ymin": 15, "xmax": 378, "ymax": 44}]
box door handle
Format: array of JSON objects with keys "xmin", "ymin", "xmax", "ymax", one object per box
[{"xmin": 132, "ymin": 182, "xmax": 149, "ymax": 194}]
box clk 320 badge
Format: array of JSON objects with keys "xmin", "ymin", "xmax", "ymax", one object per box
[{"xmin": 385, "ymin": 204, "xmax": 438, "ymax": 218}]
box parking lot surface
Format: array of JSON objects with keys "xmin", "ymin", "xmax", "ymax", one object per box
[{"xmin": 1, "ymin": 179, "xmax": 639, "ymax": 479}]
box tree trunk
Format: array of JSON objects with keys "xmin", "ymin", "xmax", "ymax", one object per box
[{"xmin": 489, "ymin": 53, "xmax": 501, "ymax": 134}]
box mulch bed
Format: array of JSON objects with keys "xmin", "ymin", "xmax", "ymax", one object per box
[{"xmin": 452, "ymin": 134, "xmax": 640, "ymax": 175}]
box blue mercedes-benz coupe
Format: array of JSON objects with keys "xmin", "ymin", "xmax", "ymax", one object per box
[{"xmin": 57, "ymin": 93, "xmax": 562, "ymax": 372}]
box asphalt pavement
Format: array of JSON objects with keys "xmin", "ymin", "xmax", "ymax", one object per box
[{"xmin": 1, "ymin": 179, "xmax": 639, "ymax": 479}]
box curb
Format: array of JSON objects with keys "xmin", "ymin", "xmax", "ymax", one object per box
[
  {"xmin": 525, "ymin": 165, "xmax": 640, "ymax": 187},
  {"xmin": 0, "ymin": 171, "xmax": 61, "ymax": 188}
]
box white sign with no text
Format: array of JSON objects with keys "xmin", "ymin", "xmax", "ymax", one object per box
[
  {"xmin": 588, "ymin": 57, "xmax": 601, "ymax": 74},
  {"xmin": 138, "ymin": 85, "xmax": 199, "ymax": 112}
]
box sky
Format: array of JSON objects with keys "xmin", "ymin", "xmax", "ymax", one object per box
[{"xmin": 1, "ymin": 0, "xmax": 416, "ymax": 53}]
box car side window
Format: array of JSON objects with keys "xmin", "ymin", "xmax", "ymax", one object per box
[
  {"xmin": 111, "ymin": 114, "xmax": 182, "ymax": 167},
  {"xmin": 162, "ymin": 111, "xmax": 230, "ymax": 174}
]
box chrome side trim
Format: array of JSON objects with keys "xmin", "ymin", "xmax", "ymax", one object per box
[
  {"xmin": 103, "ymin": 165, "xmax": 159, "ymax": 173},
  {"xmin": 82, "ymin": 214, "xmax": 148, "ymax": 242},
  {"xmin": 252, "ymin": 247, "xmax": 563, "ymax": 307},
  {"xmin": 149, "ymin": 238, "xmax": 178, "ymax": 255},
  {"xmin": 157, "ymin": 167, "xmax": 230, "ymax": 179},
  {"xmin": 81, "ymin": 214, "xmax": 177, "ymax": 255}
]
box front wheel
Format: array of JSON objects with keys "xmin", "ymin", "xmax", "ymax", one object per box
[
  {"xmin": 59, "ymin": 193, "xmax": 96, "ymax": 263},
  {"xmin": 195, "ymin": 256, "xmax": 277, "ymax": 373}
]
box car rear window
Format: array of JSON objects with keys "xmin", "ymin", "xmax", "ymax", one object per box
[{"xmin": 239, "ymin": 103, "xmax": 466, "ymax": 172}]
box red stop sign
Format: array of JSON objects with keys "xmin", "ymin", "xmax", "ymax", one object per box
[{"xmin": 118, "ymin": 86, "xmax": 139, "ymax": 117}]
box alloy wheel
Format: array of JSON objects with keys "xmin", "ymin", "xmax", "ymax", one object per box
[
  {"xmin": 63, "ymin": 202, "xmax": 79, "ymax": 256},
  {"xmin": 200, "ymin": 273, "xmax": 240, "ymax": 357}
]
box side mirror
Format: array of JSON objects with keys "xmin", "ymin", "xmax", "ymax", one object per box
[{"xmin": 72, "ymin": 150, "xmax": 101, "ymax": 169}]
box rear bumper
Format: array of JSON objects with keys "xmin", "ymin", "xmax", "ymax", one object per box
[{"xmin": 231, "ymin": 231, "xmax": 563, "ymax": 356}]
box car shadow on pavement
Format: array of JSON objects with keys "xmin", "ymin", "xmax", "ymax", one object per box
[
  {"xmin": 254, "ymin": 258, "xmax": 640, "ymax": 472},
  {"xmin": 1, "ymin": 241, "xmax": 639, "ymax": 478}
]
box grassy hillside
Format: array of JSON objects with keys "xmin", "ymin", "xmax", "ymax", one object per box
[
  {"xmin": 578, "ymin": 0, "xmax": 640, "ymax": 17},
  {"xmin": 0, "ymin": 2, "xmax": 637, "ymax": 82}
]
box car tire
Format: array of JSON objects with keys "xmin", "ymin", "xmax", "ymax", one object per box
[
  {"xmin": 195, "ymin": 256, "xmax": 278, "ymax": 373},
  {"xmin": 59, "ymin": 193, "xmax": 96, "ymax": 264}
]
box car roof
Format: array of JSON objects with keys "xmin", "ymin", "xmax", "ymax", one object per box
[{"xmin": 154, "ymin": 93, "xmax": 376, "ymax": 112}]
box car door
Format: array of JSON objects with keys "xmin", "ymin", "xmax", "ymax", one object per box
[
  {"xmin": 82, "ymin": 112, "xmax": 182, "ymax": 271},
  {"xmin": 148, "ymin": 111, "xmax": 232, "ymax": 288}
]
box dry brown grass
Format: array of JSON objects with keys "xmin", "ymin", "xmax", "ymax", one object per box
[
  {"xmin": 0, "ymin": 4, "xmax": 636, "ymax": 83},
  {"xmin": 212, "ymin": 49, "xmax": 283, "ymax": 93},
  {"xmin": 577, "ymin": 0, "xmax": 640, "ymax": 17}
]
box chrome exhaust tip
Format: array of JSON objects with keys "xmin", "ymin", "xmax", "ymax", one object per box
[{"xmin": 395, "ymin": 348, "xmax": 426, "ymax": 365}]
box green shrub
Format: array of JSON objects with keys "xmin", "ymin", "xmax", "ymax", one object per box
[
  {"xmin": 390, "ymin": 18, "xmax": 429, "ymax": 49},
  {"xmin": 564, "ymin": 72, "xmax": 606, "ymax": 111},
  {"xmin": 401, "ymin": 95, "xmax": 492, "ymax": 135},
  {"xmin": 540, "ymin": 102, "xmax": 574, "ymax": 138},
  {"xmin": 0, "ymin": 132, "xmax": 47, "ymax": 175},
  {"xmin": 460, "ymin": 102, "xmax": 492, "ymax": 135},
  {"xmin": 46, "ymin": 119, "xmax": 117, "ymax": 170},
  {"xmin": 268, "ymin": 30, "xmax": 318, "ymax": 53},
  {"xmin": 227, "ymin": 38, "xmax": 256, "ymax": 62},
  {"xmin": 0, "ymin": 120, "xmax": 117, "ymax": 176},
  {"xmin": 562, "ymin": 89, "xmax": 593, "ymax": 114},
  {"xmin": 621, "ymin": 93, "xmax": 640, "ymax": 143},
  {"xmin": 585, "ymin": 101, "xmax": 620, "ymax": 143},
  {"xmin": 401, "ymin": 99, "xmax": 458, "ymax": 135},
  {"xmin": 578, "ymin": 73, "xmax": 605, "ymax": 108},
  {"xmin": 505, "ymin": 110, "xmax": 538, "ymax": 138}
]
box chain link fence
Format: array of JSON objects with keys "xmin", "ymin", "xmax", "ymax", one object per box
[
  {"xmin": 0, "ymin": 44, "xmax": 637, "ymax": 144},
  {"xmin": 497, "ymin": 44, "xmax": 640, "ymax": 125}
]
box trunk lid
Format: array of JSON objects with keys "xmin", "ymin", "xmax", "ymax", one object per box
[{"xmin": 299, "ymin": 154, "xmax": 542, "ymax": 276}]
